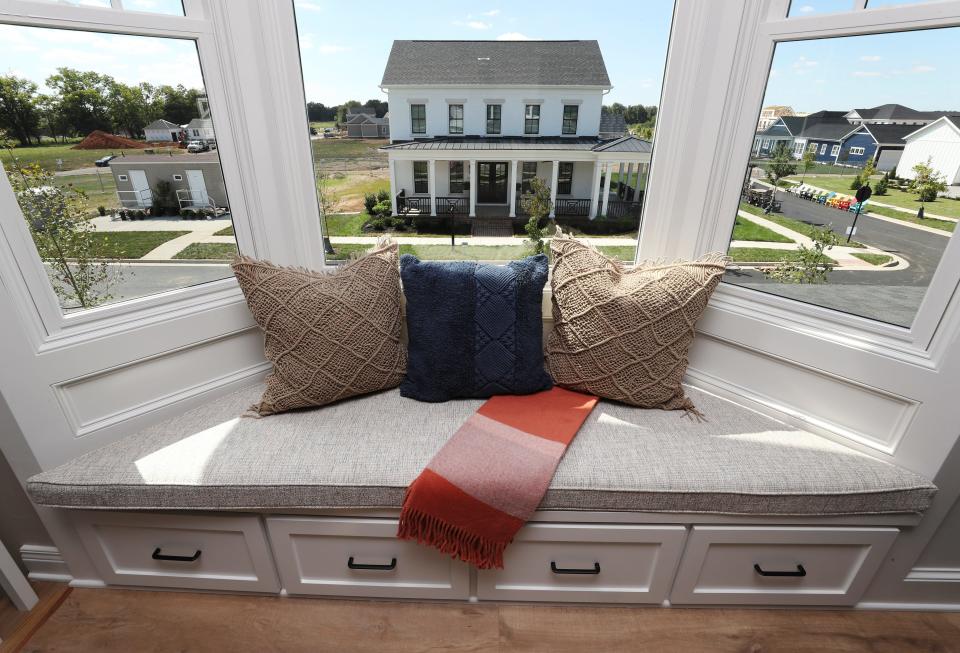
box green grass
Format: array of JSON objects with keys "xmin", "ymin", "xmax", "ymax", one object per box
[
  {"xmin": 851, "ymin": 252, "xmax": 894, "ymax": 266},
  {"xmin": 312, "ymin": 138, "xmax": 387, "ymax": 159},
  {"xmin": 738, "ymin": 202, "xmax": 865, "ymax": 247},
  {"xmin": 793, "ymin": 174, "xmax": 960, "ymax": 220},
  {"xmin": 752, "ymin": 160, "xmax": 857, "ymax": 177},
  {"xmin": 91, "ymin": 231, "xmax": 188, "ymax": 259},
  {"xmin": 728, "ymin": 247, "xmax": 836, "ymax": 264},
  {"xmin": 173, "ymin": 242, "xmax": 239, "ymax": 260},
  {"xmin": 53, "ymin": 173, "xmax": 118, "ymax": 216},
  {"xmin": 731, "ymin": 215, "xmax": 794, "ymax": 243},
  {"xmin": 214, "ymin": 225, "xmax": 235, "ymax": 236},
  {"xmin": 310, "ymin": 121, "xmax": 336, "ymax": 130},
  {"xmin": 326, "ymin": 243, "xmax": 637, "ymax": 262},
  {"xmin": 2, "ymin": 142, "xmax": 184, "ymax": 172},
  {"xmin": 863, "ymin": 204, "xmax": 956, "ymax": 233}
]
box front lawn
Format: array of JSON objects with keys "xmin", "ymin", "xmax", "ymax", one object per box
[
  {"xmin": 312, "ymin": 138, "xmax": 388, "ymax": 160},
  {"xmin": 2, "ymin": 142, "xmax": 183, "ymax": 172},
  {"xmin": 322, "ymin": 174, "xmax": 390, "ymax": 213},
  {"xmin": 214, "ymin": 225, "xmax": 235, "ymax": 236},
  {"xmin": 91, "ymin": 231, "xmax": 189, "ymax": 259},
  {"xmin": 173, "ymin": 243, "xmax": 239, "ymax": 260},
  {"xmin": 851, "ymin": 252, "xmax": 894, "ymax": 266},
  {"xmin": 53, "ymin": 173, "xmax": 119, "ymax": 217},
  {"xmin": 793, "ymin": 174, "xmax": 960, "ymax": 220},
  {"xmin": 738, "ymin": 202, "xmax": 865, "ymax": 247},
  {"xmin": 863, "ymin": 204, "xmax": 956, "ymax": 233},
  {"xmin": 731, "ymin": 215, "xmax": 794, "ymax": 243},
  {"xmin": 728, "ymin": 247, "xmax": 837, "ymax": 265}
]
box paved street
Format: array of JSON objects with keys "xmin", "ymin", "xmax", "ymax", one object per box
[{"xmin": 727, "ymin": 191, "xmax": 953, "ymax": 327}]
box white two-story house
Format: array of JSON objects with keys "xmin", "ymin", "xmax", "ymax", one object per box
[{"xmin": 379, "ymin": 40, "xmax": 651, "ymax": 220}]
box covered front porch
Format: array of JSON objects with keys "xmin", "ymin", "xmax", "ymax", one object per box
[{"xmin": 382, "ymin": 137, "xmax": 651, "ymax": 222}]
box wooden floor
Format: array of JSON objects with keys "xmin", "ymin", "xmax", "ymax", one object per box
[
  {"xmin": 7, "ymin": 587, "xmax": 960, "ymax": 653},
  {"xmin": 0, "ymin": 581, "xmax": 71, "ymax": 652}
]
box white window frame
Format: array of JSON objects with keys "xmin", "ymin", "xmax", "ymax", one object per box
[
  {"xmin": 820, "ymin": 143, "xmax": 827, "ymax": 155},
  {"xmin": 793, "ymin": 141, "xmax": 803, "ymax": 155},
  {"xmin": 831, "ymin": 144, "xmax": 840, "ymax": 156},
  {"xmin": 0, "ymin": 0, "xmax": 323, "ymax": 350},
  {"xmin": 851, "ymin": 146, "xmax": 865, "ymax": 155}
]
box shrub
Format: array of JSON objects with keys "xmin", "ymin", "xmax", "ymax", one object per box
[
  {"xmin": 873, "ymin": 177, "xmax": 888, "ymax": 196},
  {"xmin": 849, "ymin": 176, "xmax": 862, "ymax": 191},
  {"xmin": 180, "ymin": 208, "xmax": 191, "ymax": 218},
  {"xmin": 524, "ymin": 215, "xmax": 546, "ymax": 255},
  {"xmin": 376, "ymin": 188, "xmax": 390, "ymax": 203},
  {"xmin": 119, "ymin": 209, "xmax": 128, "ymax": 220},
  {"xmin": 366, "ymin": 217, "xmax": 387, "ymax": 231},
  {"xmin": 97, "ymin": 205, "xmax": 106, "ymax": 216},
  {"xmin": 363, "ymin": 192, "xmax": 378, "ymax": 215},
  {"xmin": 372, "ymin": 200, "xmax": 392, "ymax": 218}
]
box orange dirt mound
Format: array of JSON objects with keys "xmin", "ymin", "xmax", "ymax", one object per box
[{"xmin": 72, "ymin": 131, "xmax": 150, "ymax": 150}]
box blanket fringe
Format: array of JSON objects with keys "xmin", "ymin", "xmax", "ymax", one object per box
[{"xmin": 397, "ymin": 506, "xmax": 508, "ymax": 570}]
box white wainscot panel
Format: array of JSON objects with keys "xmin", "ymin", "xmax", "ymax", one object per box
[
  {"xmin": 685, "ymin": 334, "xmax": 918, "ymax": 454},
  {"xmin": 54, "ymin": 328, "xmax": 267, "ymax": 439}
]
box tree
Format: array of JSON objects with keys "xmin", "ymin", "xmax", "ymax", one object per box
[
  {"xmin": 5, "ymin": 153, "xmax": 120, "ymax": 308},
  {"xmin": 44, "ymin": 68, "xmax": 114, "ymax": 136},
  {"xmin": 335, "ymin": 100, "xmax": 362, "ymax": 125},
  {"xmin": 764, "ymin": 142, "xmax": 797, "ymax": 208},
  {"xmin": 764, "ymin": 226, "xmax": 838, "ymax": 285},
  {"xmin": 909, "ymin": 157, "xmax": 947, "ymax": 205},
  {"xmin": 107, "ymin": 81, "xmax": 156, "ymax": 138},
  {"xmin": 306, "ymin": 102, "xmax": 337, "ymax": 121},
  {"xmin": 837, "ymin": 149, "xmax": 850, "ymax": 174},
  {"xmin": 315, "ymin": 167, "xmax": 339, "ymax": 254},
  {"xmin": 799, "ymin": 148, "xmax": 815, "ymax": 182},
  {"xmin": 154, "ymin": 84, "xmax": 205, "ymax": 126},
  {"xmin": 0, "ymin": 75, "xmax": 43, "ymax": 146},
  {"xmin": 520, "ymin": 176, "xmax": 553, "ymax": 254},
  {"xmin": 362, "ymin": 99, "xmax": 388, "ymax": 118}
]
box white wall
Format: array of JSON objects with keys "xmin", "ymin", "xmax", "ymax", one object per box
[
  {"xmin": 394, "ymin": 159, "xmax": 599, "ymax": 199},
  {"xmin": 896, "ymin": 120, "xmax": 960, "ymax": 184},
  {"xmin": 386, "ymin": 86, "xmax": 604, "ymax": 142}
]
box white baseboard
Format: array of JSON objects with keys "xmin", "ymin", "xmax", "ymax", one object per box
[
  {"xmin": 68, "ymin": 579, "xmax": 107, "ymax": 589},
  {"xmin": 905, "ymin": 567, "xmax": 960, "ymax": 583},
  {"xmin": 857, "ymin": 601, "xmax": 960, "ymax": 611},
  {"xmin": 20, "ymin": 544, "xmax": 72, "ymax": 583}
]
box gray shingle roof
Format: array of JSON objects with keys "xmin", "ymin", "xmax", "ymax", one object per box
[
  {"xmin": 599, "ymin": 112, "xmax": 627, "ymax": 136},
  {"xmin": 381, "ymin": 40, "xmax": 611, "ymax": 87},
  {"xmin": 860, "ymin": 123, "xmax": 917, "ymax": 145},
  {"xmin": 144, "ymin": 119, "xmax": 180, "ymax": 130},
  {"xmin": 380, "ymin": 135, "xmax": 649, "ymax": 152}
]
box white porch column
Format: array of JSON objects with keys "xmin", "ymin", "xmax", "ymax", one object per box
[
  {"xmin": 601, "ymin": 162, "xmax": 613, "ymax": 216},
  {"xmin": 509, "ymin": 159, "xmax": 519, "ymax": 218},
  {"xmin": 549, "ymin": 160, "xmax": 559, "ymax": 218},
  {"xmin": 588, "ymin": 160, "xmax": 602, "ymax": 219},
  {"xmin": 617, "ymin": 162, "xmax": 625, "ymax": 195},
  {"xmin": 389, "ymin": 158, "xmax": 398, "ymax": 216},
  {"xmin": 633, "ymin": 163, "xmax": 645, "ymax": 201},
  {"xmin": 624, "ymin": 163, "xmax": 634, "ymax": 197},
  {"xmin": 469, "ymin": 159, "xmax": 477, "ymax": 217},
  {"xmin": 429, "ymin": 159, "xmax": 437, "ymax": 216}
]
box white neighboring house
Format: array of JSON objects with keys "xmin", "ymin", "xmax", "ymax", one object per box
[
  {"xmin": 185, "ymin": 118, "xmax": 215, "ymax": 143},
  {"xmin": 144, "ymin": 119, "xmax": 182, "ymax": 142},
  {"xmin": 896, "ymin": 116, "xmax": 960, "ymax": 185},
  {"xmin": 379, "ymin": 40, "xmax": 651, "ymax": 220}
]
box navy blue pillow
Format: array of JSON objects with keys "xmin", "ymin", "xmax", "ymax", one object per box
[{"xmin": 400, "ymin": 254, "xmax": 552, "ymax": 402}]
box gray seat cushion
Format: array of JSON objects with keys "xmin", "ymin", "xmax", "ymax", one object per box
[{"xmin": 26, "ymin": 384, "xmax": 936, "ymax": 515}]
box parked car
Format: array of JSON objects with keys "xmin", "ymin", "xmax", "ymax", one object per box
[
  {"xmin": 186, "ymin": 140, "xmax": 209, "ymax": 153},
  {"xmin": 94, "ymin": 155, "xmax": 116, "ymax": 167}
]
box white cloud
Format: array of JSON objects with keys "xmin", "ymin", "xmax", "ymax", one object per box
[
  {"xmin": 852, "ymin": 71, "xmax": 883, "ymax": 77},
  {"xmin": 912, "ymin": 64, "xmax": 936, "ymax": 73},
  {"xmin": 859, "ymin": 55, "xmax": 881, "ymax": 62},
  {"xmin": 496, "ymin": 32, "xmax": 532, "ymax": 40},
  {"xmin": 798, "ymin": 5, "xmax": 815, "ymax": 12},
  {"xmin": 294, "ymin": 0, "xmax": 323, "ymax": 11},
  {"xmin": 791, "ymin": 56, "xmax": 818, "ymax": 75},
  {"xmin": 480, "ymin": 9, "xmax": 500, "ymax": 16},
  {"xmin": 317, "ymin": 44, "xmax": 349, "ymax": 54}
]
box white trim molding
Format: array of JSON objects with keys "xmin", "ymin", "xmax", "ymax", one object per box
[{"xmin": 20, "ymin": 544, "xmax": 71, "ymax": 583}]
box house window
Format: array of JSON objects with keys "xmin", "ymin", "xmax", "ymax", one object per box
[
  {"xmin": 486, "ymin": 104, "xmax": 501, "ymax": 135},
  {"xmin": 524, "ymin": 105, "xmax": 540, "ymax": 135},
  {"xmin": 448, "ymin": 104, "xmax": 463, "ymax": 135},
  {"xmin": 762, "ymin": 139, "xmax": 770, "ymax": 149},
  {"xmin": 117, "ymin": 174, "xmax": 128, "ymax": 182},
  {"xmin": 449, "ymin": 161, "xmax": 464, "ymax": 194},
  {"xmin": 850, "ymin": 146, "xmax": 865, "ymax": 155},
  {"xmin": 831, "ymin": 145, "xmax": 840, "ymax": 156},
  {"xmin": 793, "ymin": 141, "xmax": 804, "ymax": 155},
  {"xmin": 819, "ymin": 143, "xmax": 827, "ymax": 155},
  {"xmin": 562, "ymin": 105, "xmax": 579, "ymax": 135},
  {"xmin": 807, "ymin": 143, "xmax": 817, "ymax": 152},
  {"xmin": 521, "ymin": 162, "xmax": 538, "ymax": 193},
  {"xmin": 173, "ymin": 174, "xmax": 183, "ymax": 181},
  {"xmin": 413, "ymin": 161, "xmax": 429, "ymax": 194},
  {"xmin": 557, "ymin": 162, "xmax": 574, "ymax": 194},
  {"xmin": 411, "ymin": 104, "xmax": 426, "ymax": 134}
]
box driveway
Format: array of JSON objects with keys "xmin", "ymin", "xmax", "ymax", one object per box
[{"xmin": 726, "ymin": 190, "xmax": 953, "ymax": 327}]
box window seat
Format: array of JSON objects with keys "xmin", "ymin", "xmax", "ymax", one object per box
[{"xmin": 26, "ymin": 383, "xmax": 936, "ymax": 515}]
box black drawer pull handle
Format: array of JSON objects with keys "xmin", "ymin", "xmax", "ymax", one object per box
[
  {"xmin": 754, "ymin": 563, "xmax": 806, "ymax": 577},
  {"xmin": 347, "ymin": 557, "xmax": 397, "ymax": 571},
  {"xmin": 551, "ymin": 561, "xmax": 601, "ymax": 575},
  {"xmin": 152, "ymin": 547, "xmax": 201, "ymax": 562}
]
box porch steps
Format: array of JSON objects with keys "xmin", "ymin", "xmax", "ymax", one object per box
[{"xmin": 471, "ymin": 218, "xmax": 514, "ymax": 238}]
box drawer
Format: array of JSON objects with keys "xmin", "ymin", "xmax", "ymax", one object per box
[
  {"xmin": 477, "ymin": 523, "xmax": 687, "ymax": 603},
  {"xmin": 266, "ymin": 516, "xmax": 470, "ymax": 599},
  {"xmin": 72, "ymin": 511, "xmax": 280, "ymax": 593},
  {"xmin": 670, "ymin": 526, "xmax": 898, "ymax": 606}
]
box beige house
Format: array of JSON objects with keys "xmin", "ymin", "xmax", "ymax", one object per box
[{"xmin": 108, "ymin": 152, "xmax": 229, "ymax": 211}]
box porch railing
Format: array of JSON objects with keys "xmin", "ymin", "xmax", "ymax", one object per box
[
  {"xmin": 395, "ymin": 190, "xmax": 432, "ymax": 216},
  {"xmin": 435, "ymin": 197, "xmax": 467, "ymax": 215},
  {"xmin": 555, "ymin": 199, "xmax": 590, "ymax": 217},
  {"xmin": 604, "ymin": 200, "xmax": 642, "ymax": 219},
  {"xmin": 116, "ymin": 189, "xmax": 153, "ymax": 209}
]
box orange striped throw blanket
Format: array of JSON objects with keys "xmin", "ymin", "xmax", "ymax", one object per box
[{"xmin": 397, "ymin": 387, "xmax": 598, "ymax": 569}]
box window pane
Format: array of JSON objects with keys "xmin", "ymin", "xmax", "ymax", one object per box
[
  {"xmin": 0, "ymin": 25, "xmax": 237, "ymax": 313},
  {"xmin": 788, "ymin": 1, "xmax": 857, "ymax": 17},
  {"xmin": 292, "ymin": 0, "xmax": 673, "ymax": 263},
  {"xmin": 727, "ymin": 28, "xmax": 960, "ymax": 328},
  {"xmin": 32, "ymin": 0, "xmax": 185, "ymax": 15}
]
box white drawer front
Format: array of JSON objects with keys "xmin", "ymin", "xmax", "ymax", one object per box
[
  {"xmin": 266, "ymin": 517, "xmax": 470, "ymax": 599},
  {"xmin": 477, "ymin": 523, "xmax": 687, "ymax": 603},
  {"xmin": 72, "ymin": 512, "xmax": 280, "ymax": 593},
  {"xmin": 670, "ymin": 526, "xmax": 898, "ymax": 606}
]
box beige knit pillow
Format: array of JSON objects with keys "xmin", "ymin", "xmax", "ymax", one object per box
[
  {"xmin": 546, "ymin": 235, "xmax": 727, "ymax": 416},
  {"xmin": 232, "ymin": 241, "xmax": 407, "ymax": 416}
]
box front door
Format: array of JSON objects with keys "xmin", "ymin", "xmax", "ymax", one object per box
[
  {"xmin": 129, "ymin": 169, "xmax": 151, "ymax": 208},
  {"xmin": 186, "ymin": 169, "xmax": 209, "ymax": 207},
  {"xmin": 477, "ymin": 162, "xmax": 508, "ymax": 203}
]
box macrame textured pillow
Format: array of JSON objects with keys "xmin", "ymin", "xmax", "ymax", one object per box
[
  {"xmin": 546, "ymin": 235, "xmax": 727, "ymax": 415},
  {"xmin": 232, "ymin": 242, "xmax": 407, "ymax": 416}
]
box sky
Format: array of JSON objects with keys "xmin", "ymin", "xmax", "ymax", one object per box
[{"xmin": 1, "ymin": 0, "xmax": 958, "ymax": 115}]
